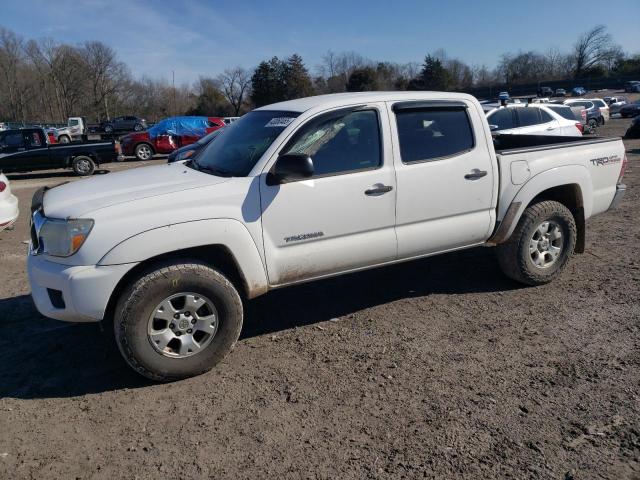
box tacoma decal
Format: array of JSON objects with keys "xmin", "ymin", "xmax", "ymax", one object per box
[
  {"xmin": 590, "ymin": 155, "xmax": 621, "ymax": 166},
  {"xmin": 284, "ymin": 232, "xmax": 324, "ymax": 243}
]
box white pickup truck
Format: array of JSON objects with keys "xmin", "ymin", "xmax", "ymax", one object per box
[{"xmin": 27, "ymin": 92, "xmax": 627, "ymax": 381}]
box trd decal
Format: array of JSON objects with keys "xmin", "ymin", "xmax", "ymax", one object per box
[{"xmin": 590, "ymin": 155, "xmax": 621, "ymax": 166}]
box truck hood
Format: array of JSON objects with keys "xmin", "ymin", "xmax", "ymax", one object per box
[{"xmin": 43, "ymin": 163, "xmax": 228, "ymax": 218}]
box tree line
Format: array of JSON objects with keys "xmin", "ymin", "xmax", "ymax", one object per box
[{"xmin": 0, "ymin": 24, "xmax": 638, "ymax": 124}]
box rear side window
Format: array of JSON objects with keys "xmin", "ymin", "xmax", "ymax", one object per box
[
  {"xmin": 516, "ymin": 108, "xmax": 542, "ymax": 127},
  {"xmin": 395, "ymin": 108, "xmax": 474, "ymax": 163},
  {"xmin": 284, "ymin": 109, "xmax": 381, "ymax": 176},
  {"xmin": 488, "ymin": 109, "xmax": 515, "ymax": 130},
  {"xmin": 539, "ymin": 109, "xmax": 553, "ymax": 123},
  {"xmin": 27, "ymin": 132, "xmax": 42, "ymax": 147},
  {"xmin": 2, "ymin": 132, "xmax": 24, "ymax": 147},
  {"xmin": 548, "ymin": 106, "xmax": 578, "ymax": 121}
]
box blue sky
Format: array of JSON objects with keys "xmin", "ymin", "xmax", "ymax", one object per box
[{"xmin": 2, "ymin": 0, "xmax": 639, "ymax": 85}]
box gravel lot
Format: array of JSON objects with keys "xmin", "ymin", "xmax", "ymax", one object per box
[{"xmin": 0, "ymin": 100, "xmax": 639, "ymax": 479}]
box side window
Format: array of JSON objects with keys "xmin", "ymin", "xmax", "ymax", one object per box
[
  {"xmin": 3, "ymin": 132, "xmax": 24, "ymax": 147},
  {"xmin": 27, "ymin": 132, "xmax": 42, "ymax": 147},
  {"xmin": 516, "ymin": 108, "xmax": 542, "ymax": 127},
  {"xmin": 539, "ymin": 109, "xmax": 554, "ymax": 123},
  {"xmin": 488, "ymin": 109, "xmax": 515, "ymax": 130},
  {"xmin": 283, "ymin": 109, "xmax": 381, "ymax": 176},
  {"xmin": 395, "ymin": 108, "xmax": 474, "ymax": 163}
]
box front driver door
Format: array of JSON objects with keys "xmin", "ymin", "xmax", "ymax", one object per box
[{"xmin": 260, "ymin": 105, "xmax": 397, "ymax": 286}]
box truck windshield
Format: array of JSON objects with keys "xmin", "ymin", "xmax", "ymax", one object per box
[{"xmin": 189, "ymin": 110, "xmax": 300, "ymax": 177}]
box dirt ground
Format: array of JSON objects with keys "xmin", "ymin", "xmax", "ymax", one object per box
[{"xmin": 0, "ymin": 97, "xmax": 639, "ymax": 479}]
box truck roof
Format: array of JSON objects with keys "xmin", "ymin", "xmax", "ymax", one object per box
[{"xmin": 256, "ymin": 91, "xmax": 477, "ymax": 113}]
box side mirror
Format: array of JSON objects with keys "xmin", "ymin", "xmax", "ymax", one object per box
[
  {"xmin": 489, "ymin": 124, "xmax": 499, "ymax": 131},
  {"xmin": 267, "ymin": 154, "xmax": 314, "ymax": 185}
]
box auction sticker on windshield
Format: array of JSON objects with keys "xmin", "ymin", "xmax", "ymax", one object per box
[{"xmin": 265, "ymin": 117, "xmax": 296, "ymax": 128}]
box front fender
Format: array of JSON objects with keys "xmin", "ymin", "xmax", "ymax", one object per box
[
  {"xmin": 498, "ymin": 164, "xmax": 592, "ymax": 243},
  {"xmin": 98, "ymin": 218, "xmax": 268, "ymax": 298}
]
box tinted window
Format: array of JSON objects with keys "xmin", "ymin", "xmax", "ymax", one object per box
[
  {"xmin": 539, "ymin": 109, "xmax": 553, "ymax": 123},
  {"xmin": 3, "ymin": 132, "xmax": 24, "ymax": 147},
  {"xmin": 516, "ymin": 108, "xmax": 542, "ymax": 127},
  {"xmin": 27, "ymin": 132, "xmax": 42, "ymax": 147},
  {"xmin": 591, "ymin": 99, "xmax": 606, "ymax": 108},
  {"xmin": 194, "ymin": 110, "xmax": 300, "ymax": 176},
  {"xmin": 548, "ymin": 106, "xmax": 577, "ymax": 121},
  {"xmin": 284, "ymin": 109, "xmax": 381, "ymax": 176},
  {"xmin": 69, "ymin": 119, "xmax": 79, "ymax": 126},
  {"xmin": 396, "ymin": 108, "xmax": 474, "ymax": 163},
  {"xmin": 488, "ymin": 109, "xmax": 516, "ymax": 130}
]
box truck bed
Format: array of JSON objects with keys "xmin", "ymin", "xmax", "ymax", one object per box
[{"xmin": 493, "ymin": 134, "xmax": 620, "ymax": 154}]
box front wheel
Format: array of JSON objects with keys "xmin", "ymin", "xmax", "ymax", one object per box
[
  {"xmin": 114, "ymin": 262, "xmax": 243, "ymax": 382},
  {"xmin": 58, "ymin": 135, "xmax": 70, "ymax": 144},
  {"xmin": 496, "ymin": 200, "xmax": 577, "ymax": 286},
  {"xmin": 104, "ymin": 124, "xmax": 114, "ymax": 133}
]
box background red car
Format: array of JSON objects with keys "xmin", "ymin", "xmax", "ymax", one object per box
[{"xmin": 120, "ymin": 116, "xmax": 225, "ymax": 160}]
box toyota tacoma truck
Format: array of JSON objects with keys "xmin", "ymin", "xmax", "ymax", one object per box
[{"xmin": 27, "ymin": 92, "xmax": 627, "ymax": 381}]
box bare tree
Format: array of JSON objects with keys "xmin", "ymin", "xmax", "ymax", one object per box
[
  {"xmin": 0, "ymin": 27, "xmax": 24, "ymax": 121},
  {"xmin": 572, "ymin": 25, "xmax": 617, "ymax": 77},
  {"xmin": 81, "ymin": 41, "xmax": 129, "ymax": 121},
  {"xmin": 216, "ymin": 67, "xmax": 250, "ymax": 116}
]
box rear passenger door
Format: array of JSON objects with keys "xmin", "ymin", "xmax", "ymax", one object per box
[{"xmin": 389, "ymin": 100, "xmax": 496, "ymax": 259}]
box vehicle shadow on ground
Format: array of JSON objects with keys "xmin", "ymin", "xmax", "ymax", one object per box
[
  {"xmin": 243, "ymin": 247, "xmax": 515, "ymax": 337},
  {"xmin": 6, "ymin": 169, "xmax": 110, "ymax": 181},
  {"xmin": 0, "ymin": 247, "xmax": 517, "ymax": 399}
]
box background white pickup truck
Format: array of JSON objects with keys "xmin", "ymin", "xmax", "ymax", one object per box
[{"xmin": 27, "ymin": 92, "xmax": 627, "ymax": 381}]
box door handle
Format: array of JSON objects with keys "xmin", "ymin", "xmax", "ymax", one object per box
[
  {"xmin": 364, "ymin": 183, "xmax": 393, "ymax": 196},
  {"xmin": 546, "ymin": 126, "xmax": 555, "ymax": 130},
  {"xmin": 464, "ymin": 169, "xmax": 487, "ymax": 180}
]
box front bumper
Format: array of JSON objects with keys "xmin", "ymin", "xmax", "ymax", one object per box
[
  {"xmin": 608, "ymin": 184, "xmax": 626, "ymax": 210},
  {"xmin": 28, "ymin": 254, "xmax": 137, "ymax": 322}
]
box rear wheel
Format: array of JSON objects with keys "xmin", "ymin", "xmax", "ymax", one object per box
[
  {"xmin": 135, "ymin": 143, "xmax": 153, "ymax": 161},
  {"xmin": 113, "ymin": 262, "xmax": 243, "ymax": 382},
  {"xmin": 587, "ymin": 119, "xmax": 598, "ymax": 134},
  {"xmin": 72, "ymin": 155, "xmax": 95, "ymax": 176},
  {"xmin": 133, "ymin": 123, "xmax": 144, "ymax": 132},
  {"xmin": 58, "ymin": 135, "xmax": 70, "ymax": 144},
  {"xmin": 496, "ymin": 200, "xmax": 576, "ymax": 286},
  {"xmin": 104, "ymin": 124, "xmax": 114, "ymax": 133}
]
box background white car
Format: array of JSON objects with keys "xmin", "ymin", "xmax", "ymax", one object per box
[
  {"xmin": 0, "ymin": 173, "xmax": 19, "ymax": 231},
  {"xmin": 486, "ymin": 104, "xmax": 582, "ymax": 136}
]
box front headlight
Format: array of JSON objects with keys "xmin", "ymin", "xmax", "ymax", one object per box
[{"xmin": 39, "ymin": 218, "xmax": 94, "ymax": 257}]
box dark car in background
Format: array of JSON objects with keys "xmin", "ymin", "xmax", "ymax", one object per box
[
  {"xmin": 0, "ymin": 128, "xmax": 120, "ymax": 176},
  {"xmin": 538, "ymin": 86, "xmax": 553, "ymax": 97},
  {"xmin": 620, "ymin": 100, "xmax": 640, "ymax": 118},
  {"xmin": 555, "ymin": 88, "xmax": 566, "ymax": 97},
  {"xmin": 624, "ymin": 81, "xmax": 640, "ymax": 93},
  {"xmin": 624, "ymin": 115, "xmax": 640, "ymax": 139},
  {"xmin": 101, "ymin": 116, "xmax": 147, "ymax": 133}
]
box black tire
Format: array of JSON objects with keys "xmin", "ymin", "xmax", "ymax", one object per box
[
  {"xmin": 113, "ymin": 262, "xmax": 243, "ymax": 382},
  {"xmin": 587, "ymin": 119, "xmax": 598, "ymax": 134},
  {"xmin": 104, "ymin": 124, "xmax": 114, "ymax": 133},
  {"xmin": 72, "ymin": 155, "xmax": 96, "ymax": 176},
  {"xmin": 496, "ymin": 200, "xmax": 577, "ymax": 286},
  {"xmin": 58, "ymin": 135, "xmax": 70, "ymax": 144},
  {"xmin": 133, "ymin": 123, "xmax": 144, "ymax": 131},
  {"xmin": 134, "ymin": 143, "xmax": 154, "ymax": 161}
]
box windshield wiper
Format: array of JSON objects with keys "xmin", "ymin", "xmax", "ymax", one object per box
[{"xmin": 188, "ymin": 159, "xmax": 232, "ymax": 177}]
